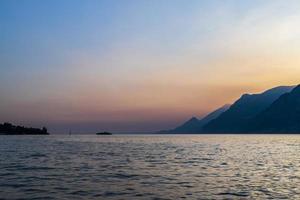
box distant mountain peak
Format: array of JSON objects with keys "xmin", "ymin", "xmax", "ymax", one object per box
[
  {"xmin": 160, "ymin": 84, "xmax": 298, "ymax": 134},
  {"xmin": 202, "ymin": 85, "xmax": 295, "ymax": 133},
  {"xmin": 160, "ymin": 105, "xmax": 230, "ymax": 134}
]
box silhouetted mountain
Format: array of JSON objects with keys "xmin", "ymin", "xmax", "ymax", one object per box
[
  {"xmin": 161, "ymin": 104, "xmax": 230, "ymax": 133},
  {"xmin": 202, "ymin": 86, "xmax": 295, "ymax": 133},
  {"xmin": 200, "ymin": 104, "xmax": 231, "ymax": 125},
  {"xmin": 163, "ymin": 117, "xmax": 203, "ymax": 134},
  {"xmin": 247, "ymin": 85, "xmax": 300, "ymax": 133},
  {"xmin": 0, "ymin": 122, "xmax": 49, "ymax": 135}
]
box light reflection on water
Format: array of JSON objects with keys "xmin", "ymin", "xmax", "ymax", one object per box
[{"xmin": 1, "ymin": 134, "xmax": 300, "ymax": 199}]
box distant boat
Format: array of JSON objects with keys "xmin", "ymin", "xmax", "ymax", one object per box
[{"xmin": 96, "ymin": 132, "xmax": 112, "ymax": 135}]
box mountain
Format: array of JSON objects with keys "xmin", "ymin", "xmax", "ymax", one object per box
[
  {"xmin": 248, "ymin": 85, "xmax": 300, "ymax": 133},
  {"xmin": 200, "ymin": 104, "xmax": 231, "ymax": 125},
  {"xmin": 165, "ymin": 117, "xmax": 203, "ymax": 134},
  {"xmin": 161, "ymin": 104, "xmax": 230, "ymax": 133},
  {"xmin": 202, "ymin": 86, "xmax": 295, "ymax": 133}
]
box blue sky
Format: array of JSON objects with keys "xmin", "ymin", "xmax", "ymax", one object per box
[{"xmin": 1, "ymin": 0, "xmax": 300, "ymax": 133}]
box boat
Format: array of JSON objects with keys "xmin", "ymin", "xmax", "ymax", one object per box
[{"xmin": 96, "ymin": 132, "xmax": 112, "ymax": 135}]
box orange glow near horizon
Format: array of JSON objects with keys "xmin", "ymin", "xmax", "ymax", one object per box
[{"xmin": 1, "ymin": 0, "xmax": 300, "ymax": 132}]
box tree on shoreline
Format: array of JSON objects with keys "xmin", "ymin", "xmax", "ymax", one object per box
[{"xmin": 0, "ymin": 122, "xmax": 49, "ymax": 135}]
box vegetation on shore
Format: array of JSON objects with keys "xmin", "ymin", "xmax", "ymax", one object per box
[{"xmin": 0, "ymin": 122, "xmax": 49, "ymax": 135}]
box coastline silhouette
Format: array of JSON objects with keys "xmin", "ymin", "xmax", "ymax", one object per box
[{"xmin": 0, "ymin": 122, "xmax": 49, "ymax": 135}]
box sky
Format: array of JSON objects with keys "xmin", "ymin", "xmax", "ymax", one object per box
[{"xmin": 1, "ymin": 0, "xmax": 300, "ymax": 133}]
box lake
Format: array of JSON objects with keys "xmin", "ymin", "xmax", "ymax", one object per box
[{"xmin": 0, "ymin": 134, "xmax": 300, "ymax": 199}]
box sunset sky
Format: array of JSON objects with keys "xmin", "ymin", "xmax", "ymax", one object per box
[{"xmin": 1, "ymin": 0, "xmax": 300, "ymax": 133}]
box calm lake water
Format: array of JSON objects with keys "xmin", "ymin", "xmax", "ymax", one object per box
[{"xmin": 1, "ymin": 134, "xmax": 300, "ymax": 199}]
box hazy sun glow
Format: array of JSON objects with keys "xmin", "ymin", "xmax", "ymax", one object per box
[{"xmin": 1, "ymin": 0, "xmax": 300, "ymax": 133}]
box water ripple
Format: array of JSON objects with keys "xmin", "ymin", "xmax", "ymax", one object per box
[{"xmin": 1, "ymin": 135, "xmax": 300, "ymax": 199}]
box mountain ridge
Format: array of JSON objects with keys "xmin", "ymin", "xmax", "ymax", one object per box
[
  {"xmin": 202, "ymin": 85, "xmax": 295, "ymax": 133},
  {"xmin": 247, "ymin": 85, "xmax": 300, "ymax": 133},
  {"xmin": 160, "ymin": 104, "xmax": 230, "ymax": 133}
]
